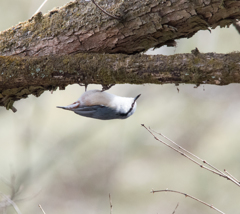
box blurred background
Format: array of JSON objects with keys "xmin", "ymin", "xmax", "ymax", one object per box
[{"xmin": 1, "ymin": 1, "xmax": 240, "ymax": 214}]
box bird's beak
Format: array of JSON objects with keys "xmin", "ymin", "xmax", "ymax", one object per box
[{"xmin": 134, "ymin": 94, "xmax": 141, "ymax": 102}]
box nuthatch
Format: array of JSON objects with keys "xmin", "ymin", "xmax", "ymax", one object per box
[{"xmin": 57, "ymin": 90, "xmax": 141, "ymax": 120}]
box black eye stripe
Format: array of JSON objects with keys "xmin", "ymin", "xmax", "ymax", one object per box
[{"xmin": 118, "ymin": 99, "xmax": 137, "ymax": 116}]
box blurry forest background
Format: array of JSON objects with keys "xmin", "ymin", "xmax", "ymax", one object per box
[{"xmin": 1, "ymin": 0, "xmax": 240, "ymax": 214}]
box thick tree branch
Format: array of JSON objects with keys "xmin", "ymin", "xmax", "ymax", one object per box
[
  {"xmin": 1, "ymin": 0, "xmax": 240, "ymax": 111},
  {"xmin": 1, "ymin": 51, "xmax": 240, "ymax": 110},
  {"xmin": 0, "ymin": 0, "xmax": 240, "ymax": 56}
]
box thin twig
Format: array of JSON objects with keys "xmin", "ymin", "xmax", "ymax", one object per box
[
  {"xmin": 33, "ymin": 0, "xmax": 49, "ymax": 16},
  {"xmin": 142, "ymin": 124, "xmax": 240, "ymax": 187},
  {"xmin": 224, "ymin": 169, "xmax": 240, "ymax": 184},
  {"xmin": 152, "ymin": 129, "xmax": 228, "ymax": 178},
  {"xmin": 0, "ymin": 170, "xmax": 41, "ymax": 214},
  {"xmin": 7, "ymin": 199, "xmax": 22, "ymax": 214},
  {"xmin": 143, "ymin": 126, "xmax": 228, "ymax": 178},
  {"xmin": 151, "ymin": 189, "xmax": 225, "ymax": 214},
  {"xmin": 109, "ymin": 193, "xmax": 113, "ymax": 214},
  {"xmin": 8, "ymin": 172, "xmax": 22, "ymax": 200},
  {"xmin": 0, "ymin": 193, "xmax": 22, "ymax": 214},
  {"xmin": 10, "ymin": 174, "xmax": 16, "ymax": 200},
  {"xmin": 91, "ymin": 0, "xmax": 121, "ymax": 20},
  {"xmin": 151, "ymin": 129, "xmax": 206, "ymax": 162},
  {"xmin": 172, "ymin": 203, "xmax": 179, "ymax": 214},
  {"xmin": 39, "ymin": 204, "xmax": 46, "ymax": 214}
]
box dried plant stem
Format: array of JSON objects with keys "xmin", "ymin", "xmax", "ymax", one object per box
[
  {"xmin": 39, "ymin": 204, "xmax": 46, "ymax": 214},
  {"xmin": 224, "ymin": 169, "xmax": 240, "ymax": 183},
  {"xmin": 0, "ymin": 171, "xmax": 41, "ymax": 214},
  {"xmin": 151, "ymin": 189, "xmax": 225, "ymax": 214},
  {"xmin": 153, "ymin": 130, "xmax": 227, "ymax": 178},
  {"xmin": 0, "ymin": 193, "xmax": 22, "ymax": 214},
  {"xmin": 172, "ymin": 203, "xmax": 179, "ymax": 214},
  {"xmin": 141, "ymin": 124, "xmax": 240, "ymax": 187},
  {"xmin": 34, "ymin": 0, "xmax": 49, "ymax": 15},
  {"xmin": 109, "ymin": 194, "xmax": 113, "ymax": 214}
]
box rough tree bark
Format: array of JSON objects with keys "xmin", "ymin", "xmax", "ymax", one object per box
[{"xmin": 0, "ymin": 0, "xmax": 240, "ymax": 111}]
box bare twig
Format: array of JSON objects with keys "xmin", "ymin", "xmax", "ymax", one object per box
[
  {"xmin": 0, "ymin": 174, "xmax": 22, "ymax": 214},
  {"xmin": 0, "ymin": 193, "xmax": 22, "ymax": 214},
  {"xmin": 91, "ymin": 0, "xmax": 121, "ymax": 20},
  {"xmin": 109, "ymin": 194, "xmax": 113, "ymax": 214},
  {"xmin": 151, "ymin": 189, "xmax": 225, "ymax": 214},
  {"xmin": 10, "ymin": 174, "xmax": 16, "ymax": 200},
  {"xmin": 141, "ymin": 124, "xmax": 240, "ymax": 187},
  {"xmin": 151, "ymin": 128, "xmax": 227, "ymax": 178},
  {"xmin": 33, "ymin": 0, "xmax": 49, "ymax": 16},
  {"xmin": 39, "ymin": 204, "xmax": 46, "ymax": 214},
  {"xmin": 224, "ymin": 169, "xmax": 240, "ymax": 184},
  {"xmin": 172, "ymin": 203, "xmax": 179, "ymax": 214},
  {"xmin": 142, "ymin": 125, "xmax": 227, "ymax": 178},
  {"xmin": 0, "ymin": 172, "xmax": 21, "ymax": 200},
  {"xmin": 0, "ymin": 171, "xmax": 41, "ymax": 214}
]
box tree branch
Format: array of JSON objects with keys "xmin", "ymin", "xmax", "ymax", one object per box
[
  {"xmin": 0, "ymin": 0, "xmax": 240, "ymax": 56},
  {"xmin": 1, "ymin": 51, "xmax": 240, "ymax": 110},
  {"xmin": 1, "ymin": 0, "xmax": 240, "ymax": 111}
]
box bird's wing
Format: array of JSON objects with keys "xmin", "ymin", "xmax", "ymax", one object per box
[
  {"xmin": 57, "ymin": 104, "xmax": 127, "ymax": 120},
  {"xmin": 73, "ymin": 105, "xmax": 100, "ymax": 117},
  {"xmin": 73, "ymin": 105, "xmax": 119, "ymax": 120}
]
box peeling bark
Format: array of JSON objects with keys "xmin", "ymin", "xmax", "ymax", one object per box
[{"xmin": 1, "ymin": 51, "xmax": 240, "ymax": 110}]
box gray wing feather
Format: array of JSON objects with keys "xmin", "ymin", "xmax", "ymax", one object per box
[{"xmin": 72, "ymin": 105, "xmax": 124, "ymax": 120}]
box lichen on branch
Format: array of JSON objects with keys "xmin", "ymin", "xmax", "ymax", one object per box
[{"xmin": 1, "ymin": 51, "xmax": 240, "ymax": 111}]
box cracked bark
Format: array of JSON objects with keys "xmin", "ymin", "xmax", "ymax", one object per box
[{"xmin": 0, "ymin": 0, "xmax": 240, "ymax": 111}]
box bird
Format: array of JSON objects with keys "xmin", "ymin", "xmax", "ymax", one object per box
[{"xmin": 57, "ymin": 89, "xmax": 141, "ymax": 120}]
